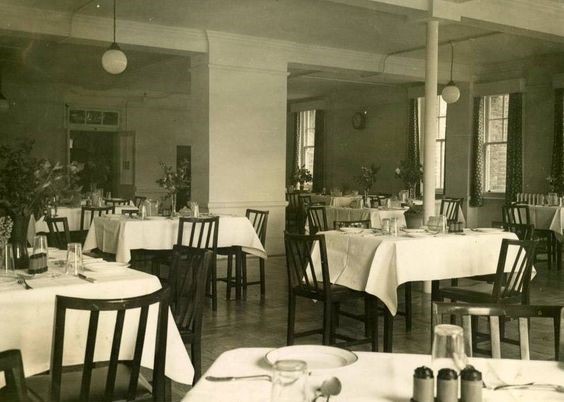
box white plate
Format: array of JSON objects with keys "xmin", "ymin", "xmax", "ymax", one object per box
[
  {"xmin": 145, "ymin": 216, "xmax": 167, "ymax": 220},
  {"xmin": 406, "ymin": 232, "xmax": 431, "ymax": 238},
  {"xmin": 401, "ymin": 228, "xmax": 426, "ymax": 233},
  {"xmin": 473, "ymin": 228, "xmax": 505, "ymax": 233},
  {"xmin": 265, "ymin": 345, "xmax": 358, "ymax": 370},
  {"xmin": 339, "ymin": 227, "xmax": 363, "ymax": 234}
]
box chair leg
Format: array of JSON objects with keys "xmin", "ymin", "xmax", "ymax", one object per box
[
  {"xmin": 235, "ymin": 249, "xmax": 242, "ymax": 300},
  {"xmin": 367, "ymin": 296, "xmax": 379, "ymax": 352},
  {"xmin": 226, "ymin": 254, "xmax": 233, "ymax": 300},
  {"xmin": 323, "ymin": 300, "xmax": 333, "ymax": 345},
  {"xmin": 191, "ymin": 340, "xmax": 202, "ymax": 384},
  {"xmin": 287, "ymin": 293, "xmax": 296, "ymax": 345},
  {"xmin": 259, "ymin": 258, "xmax": 266, "ymax": 299},
  {"xmin": 547, "ymin": 233, "xmax": 553, "ymax": 270},
  {"xmin": 242, "ymin": 253, "xmax": 248, "ymax": 300},
  {"xmin": 211, "ymin": 260, "xmax": 218, "ymax": 311},
  {"xmin": 404, "ymin": 282, "xmax": 412, "ymax": 332}
]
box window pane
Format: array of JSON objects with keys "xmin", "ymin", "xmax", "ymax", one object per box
[
  {"xmin": 489, "ymin": 95, "xmax": 505, "ymax": 119},
  {"xmin": 435, "ymin": 140, "xmax": 444, "ymax": 189},
  {"xmin": 486, "ymin": 143, "xmax": 507, "ymax": 192},
  {"xmin": 438, "ymin": 97, "xmax": 447, "ymax": 117},
  {"xmin": 438, "ymin": 117, "xmax": 446, "ymax": 139},
  {"xmin": 488, "ymin": 119, "xmax": 505, "ymax": 142},
  {"xmin": 503, "ymin": 95, "xmax": 509, "ymax": 117},
  {"xmin": 305, "ymin": 129, "xmax": 315, "ymax": 146},
  {"xmin": 304, "ymin": 147, "xmax": 315, "ymax": 177}
]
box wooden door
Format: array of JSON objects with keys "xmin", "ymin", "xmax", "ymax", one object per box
[{"xmin": 114, "ymin": 131, "xmax": 136, "ymax": 199}]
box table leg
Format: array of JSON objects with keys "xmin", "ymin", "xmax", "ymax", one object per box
[
  {"xmin": 235, "ymin": 249, "xmax": 242, "ymax": 300},
  {"xmin": 383, "ymin": 307, "xmax": 393, "ymax": 352}
]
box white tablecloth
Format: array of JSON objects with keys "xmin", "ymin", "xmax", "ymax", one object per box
[
  {"xmin": 183, "ymin": 348, "xmax": 564, "ymax": 402},
  {"xmin": 325, "ymin": 206, "xmax": 408, "ymax": 229},
  {"xmin": 83, "ymin": 215, "xmax": 267, "ymax": 263},
  {"xmin": 0, "ymin": 251, "xmax": 194, "ymax": 385},
  {"xmin": 330, "ymin": 195, "xmax": 363, "ymax": 208},
  {"xmin": 314, "ymin": 230, "xmax": 517, "ymax": 315}
]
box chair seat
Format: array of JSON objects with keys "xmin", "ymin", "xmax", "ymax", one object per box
[
  {"xmin": 25, "ymin": 363, "xmax": 152, "ymax": 402},
  {"xmin": 293, "ymin": 283, "xmax": 364, "ymax": 302},
  {"xmin": 438, "ymin": 281, "xmax": 521, "ymax": 304}
]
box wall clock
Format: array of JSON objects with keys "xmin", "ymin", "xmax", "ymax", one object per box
[{"xmin": 352, "ymin": 111, "xmax": 366, "ymax": 130}]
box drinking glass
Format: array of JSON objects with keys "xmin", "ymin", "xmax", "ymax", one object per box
[
  {"xmin": 2, "ymin": 243, "xmax": 15, "ymax": 275},
  {"xmin": 66, "ymin": 242, "xmax": 83, "ymax": 276},
  {"xmin": 29, "ymin": 235, "xmax": 49, "ymax": 274},
  {"xmin": 432, "ymin": 324, "xmax": 467, "ymax": 372},
  {"xmin": 270, "ymin": 360, "xmax": 308, "ymax": 402},
  {"xmin": 381, "ymin": 218, "xmax": 391, "ymax": 235},
  {"xmin": 390, "ymin": 217, "xmax": 398, "ymax": 236}
]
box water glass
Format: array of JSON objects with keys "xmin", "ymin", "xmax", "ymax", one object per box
[
  {"xmin": 29, "ymin": 235, "xmax": 49, "ymax": 274},
  {"xmin": 432, "ymin": 324, "xmax": 467, "ymax": 372},
  {"xmin": 381, "ymin": 218, "xmax": 391, "ymax": 235},
  {"xmin": 66, "ymin": 242, "xmax": 83, "ymax": 276},
  {"xmin": 390, "ymin": 217, "xmax": 398, "ymax": 236},
  {"xmin": 2, "ymin": 243, "xmax": 15, "ymax": 275},
  {"xmin": 270, "ymin": 360, "xmax": 308, "ymax": 402}
]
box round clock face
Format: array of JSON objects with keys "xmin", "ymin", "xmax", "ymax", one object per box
[{"xmin": 352, "ymin": 112, "xmax": 366, "ymax": 129}]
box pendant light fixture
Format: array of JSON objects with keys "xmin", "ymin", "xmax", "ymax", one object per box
[
  {"xmin": 441, "ymin": 41, "xmax": 460, "ymax": 104},
  {"xmin": 102, "ymin": 0, "xmax": 127, "ymax": 74},
  {"xmin": 0, "ymin": 69, "xmax": 9, "ymax": 111}
]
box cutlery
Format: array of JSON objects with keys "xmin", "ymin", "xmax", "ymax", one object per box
[
  {"xmin": 77, "ymin": 273, "xmax": 96, "ymax": 283},
  {"xmin": 493, "ymin": 383, "xmax": 564, "ymax": 392},
  {"xmin": 17, "ymin": 276, "xmax": 32, "ymax": 289},
  {"xmin": 205, "ymin": 374, "xmax": 272, "ymax": 382}
]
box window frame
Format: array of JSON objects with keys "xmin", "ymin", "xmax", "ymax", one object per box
[
  {"xmin": 296, "ymin": 110, "xmax": 316, "ymax": 187},
  {"xmin": 483, "ymin": 94, "xmax": 509, "ymax": 194}
]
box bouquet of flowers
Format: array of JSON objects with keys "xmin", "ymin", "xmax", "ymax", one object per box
[
  {"xmin": 293, "ymin": 165, "xmax": 313, "ymax": 187},
  {"xmin": 156, "ymin": 159, "xmax": 191, "ymax": 196},
  {"xmin": 395, "ymin": 160, "xmax": 423, "ymax": 189},
  {"xmin": 354, "ymin": 164, "xmax": 380, "ymax": 193},
  {"xmin": 546, "ymin": 175, "xmax": 558, "ymax": 192},
  {"xmin": 0, "ymin": 216, "xmax": 13, "ymax": 249}
]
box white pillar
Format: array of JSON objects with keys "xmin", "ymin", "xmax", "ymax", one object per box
[
  {"xmin": 423, "ymin": 20, "xmax": 439, "ymax": 220},
  {"xmin": 423, "ymin": 20, "xmax": 439, "ymax": 294}
]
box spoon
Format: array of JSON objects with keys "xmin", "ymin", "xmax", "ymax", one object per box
[{"xmin": 314, "ymin": 377, "xmax": 342, "ymax": 401}]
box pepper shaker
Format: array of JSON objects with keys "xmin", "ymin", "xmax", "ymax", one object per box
[
  {"xmin": 460, "ymin": 365, "xmax": 482, "ymax": 402},
  {"xmin": 437, "ymin": 368, "xmax": 458, "ymax": 402},
  {"xmin": 412, "ymin": 366, "xmax": 434, "ymax": 402}
]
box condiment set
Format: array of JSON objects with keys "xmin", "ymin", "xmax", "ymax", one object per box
[{"xmin": 412, "ymin": 365, "xmax": 482, "ymax": 402}]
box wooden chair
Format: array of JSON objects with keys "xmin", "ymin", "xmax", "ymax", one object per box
[
  {"xmin": 45, "ymin": 217, "xmax": 71, "ymax": 250},
  {"xmin": 503, "ymin": 204, "xmax": 554, "ymax": 269},
  {"xmin": 369, "ymin": 195, "xmax": 390, "ymax": 208},
  {"xmin": 503, "ymin": 222, "xmax": 534, "ymax": 241},
  {"xmin": 307, "ymin": 205, "xmax": 328, "ymax": 235},
  {"xmin": 0, "ymin": 349, "xmax": 28, "ymax": 402},
  {"xmin": 433, "ymin": 302, "xmax": 564, "ymax": 361},
  {"xmin": 169, "ymin": 246, "xmax": 212, "ymax": 383},
  {"xmin": 218, "ymin": 209, "xmax": 269, "ymax": 301},
  {"xmin": 80, "ymin": 206, "xmax": 115, "ymax": 232},
  {"xmin": 177, "ymin": 216, "xmax": 220, "ymax": 311},
  {"xmin": 285, "ymin": 192, "xmax": 306, "ymax": 234},
  {"xmin": 284, "ymin": 232, "xmax": 378, "ymax": 350},
  {"xmin": 104, "ymin": 198, "xmax": 129, "ymax": 207},
  {"xmin": 25, "ymin": 288, "xmax": 170, "ymax": 402},
  {"xmin": 435, "ymin": 239, "xmax": 537, "ymax": 305},
  {"xmin": 121, "ymin": 209, "xmax": 139, "ymax": 217},
  {"xmin": 333, "ymin": 219, "xmax": 370, "ymax": 229},
  {"xmin": 134, "ymin": 196, "xmax": 147, "ymax": 208},
  {"xmin": 440, "ymin": 197, "xmax": 463, "ymax": 223}
]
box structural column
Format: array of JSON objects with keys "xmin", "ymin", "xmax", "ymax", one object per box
[{"xmin": 423, "ymin": 20, "xmax": 439, "ymax": 294}]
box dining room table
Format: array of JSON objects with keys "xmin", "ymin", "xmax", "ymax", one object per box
[
  {"xmin": 0, "ymin": 248, "xmax": 194, "ymax": 386},
  {"xmin": 182, "ymin": 347, "xmax": 564, "ymax": 401},
  {"xmin": 83, "ymin": 214, "xmax": 267, "ymax": 264},
  {"xmin": 312, "ymin": 228, "xmax": 518, "ymax": 351}
]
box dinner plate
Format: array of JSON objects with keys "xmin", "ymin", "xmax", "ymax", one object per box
[
  {"xmin": 145, "ymin": 216, "xmax": 167, "ymax": 220},
  {"xmin": 339, "ymin": 227, "xmax": 364, "ymax": 234},
  {"xmin": 406, "ymin": 232, "xmax": 431, "ymax": 238},
  {"xmin": 473, "ymin": 228, "xmax": 505, "ymax": 233},
  {"xmin": 265, "ymin": 345, "xmax": 358, "ymax": 370},
  {"xmin": 401, "ymin": 228, "xmax": 426, "ymax": 233}
]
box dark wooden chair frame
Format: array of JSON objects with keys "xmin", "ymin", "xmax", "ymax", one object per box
[
  {"xmin": 307, "ymin": 205, "xmax": 328, "ymax": 235},
  {"xmin": 45, "ymin": 216, "xmax": 71, "ymax": 250},
  {"xmin": 440, "ymin": 197, "xmax": 463, "ymax": 223},
  {"xmin": 80, "ymin": 206, "xmax": 115, "ymax": 232},
  {"xmin": 0, "ymin": 349, "xmax": 28, "ymax": 402},
  {"xmin": 285, "ymin": 192, "xmax": 306, "ymax": 234},
  {"xmin": 133, "ymin": 196, "xmax": 147, "ymax": 209},
  {"xmin": 433, "ymin": 302, "xmax": 564, "ymax": 361}
]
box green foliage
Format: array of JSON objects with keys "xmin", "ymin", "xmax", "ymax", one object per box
[
  {"xmin": 293, "ymin": 165, "xmax": 313, "ymax": 184},
  {"xmin": 354, "ymin": 164, "xmax": 380, "ymax": 192},
  {"xmin": 395, "ymin": 160, "xmax": 423, "ymax": 188},
  {"xmin": 156, "ymin": 159, "xmax": 191, "ymax": 195}
]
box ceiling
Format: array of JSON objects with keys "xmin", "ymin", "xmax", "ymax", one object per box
[{"xmin": 1, "ymin": 0, "xmax": 564, "ymax": 99}]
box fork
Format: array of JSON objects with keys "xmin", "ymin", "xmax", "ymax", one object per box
[
  {"xmin": 17, "ymin": 277, "xmax": 32, "ymax": 290},
  {"xmin": 493, "ymin": 383, "xmax": 564, "ymax": 392}
]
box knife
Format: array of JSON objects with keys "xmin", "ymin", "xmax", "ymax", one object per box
[{"xmin": 78, "ymin": 273, "xmax": 96, "ymax": 283}]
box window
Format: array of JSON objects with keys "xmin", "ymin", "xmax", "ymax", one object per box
[
  {"xmin": 297, "ymin": 110, "xmax": 316, "ymax": 177},
  {"xmin": 484, "ymin": 94, "xmax": 509, "ymax": 192},
  {"xmin": 418, "ymin": 96, "xmax": 447, "ymax": 191}
]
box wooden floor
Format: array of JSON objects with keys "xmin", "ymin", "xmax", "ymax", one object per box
[{"xmin": 160, "ymin": 254, "xmax": 564, "ymax": 400}]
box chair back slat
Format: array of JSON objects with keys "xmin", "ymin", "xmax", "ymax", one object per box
[
  {"xmin": 284, "ymin": 233, "xmax": 330, "ymax": 295},
  {"xmin": 177, "ymin": 216, "xmax": 219, "ymax": 253},
  {"xmin": 433, "ymin": 303, "xmax": 563, "ymax": 360},
  {"xmin": 0, "ymin": 349, "xmax": 29, "ymax": 402},
  {"xmin": 50, "ymin": 288, "xmax": 170, "ymax": 402},
  {"xmin": 127, "ymin": 306, "xmax": 149, "ymax": 401},
  {"xmin": 307, "ymin": 206, "xmax": 328, "ymax": 235},
  {"xmin": 246, "ymin": 209, "xmax": 269, "ymax": 245},
  {"xmin": 492, "ymin": 239, "xmax": 536, "ymax": 303},
  {"xmin": 286, "ymin": 192, "xmax": 301, "ymax": 209},
  {"xmin": 334, "ymin": 219, "xmax": 370, "ymax": 229},
  {"xmin": 104, "ymin": 309, "xmax": 126, "ymax": 400},
  {"xmin": 440, "ymin": 198, "xmax": 463, "ymax": 223},
  {"xmin": 503, "ymin": 205, "xmax": 530, "ymax": 225},
  {"xmin": 80, "ymin": 206, "xmax": 115, "ymax": 231},
  {"xmin": 45, "ymin": 216, "xmax": 71, "ymax": 249},
  {"xmin": 503, "ymin": 222, "xmax": 534, "ymax": 240},
  {"xmin": 133, "ymin": 196, "xmax": 147, "ymax": 209},
  {"xmin": 79, "ymin": 311, "xmax": 99, "ymax": 401}
]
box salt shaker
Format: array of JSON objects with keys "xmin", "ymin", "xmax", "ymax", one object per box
[
  {"xmin": 437, "ymin": 368, "xmax": 458, "ymax": 402},
  {"xmin": 460, "ymin": 365, "xmax": 482, "ymax": 402},
  {"xmin": 412, "ymin": 366, "xmax": 434, "ymax": 402}
]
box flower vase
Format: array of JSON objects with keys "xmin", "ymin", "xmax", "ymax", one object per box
[
  {"xmin": 170, "ymin": 193, "xmax": 177, "ymax": 217},
  {"xmin": 10, "ymin": 215, "xmax": 30, "ymax": 270}
]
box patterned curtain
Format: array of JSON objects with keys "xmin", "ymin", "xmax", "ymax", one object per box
[
  {"xmin": 286, "ymin": 112, "xmax": 299, "ymax": 186},
  {"xmin": 551, "ymin": 89, "xmax": 564, "ymax": 194},
  {"xmin": 505, "ymin": 93, "xmax": 523, "ymax": 204},
  {"xmin": 312, "ymin": 110, "xmax": 325, "ymax": 193},
  {"xmin": 407, "ymin": 99, "xmax": 421, "ymax": 195},
  {"xmin": 469, "ymin": 97, "xmax": 485, "ymax": 207}
]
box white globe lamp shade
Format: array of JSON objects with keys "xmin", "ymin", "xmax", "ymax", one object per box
[
  {"xmin": 102, "ymin": 43, "xmax": 127, "ymax": 75},
  {"xmin": 441, "ymin": 81, "xmax": 460, "ymax": 104}
]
